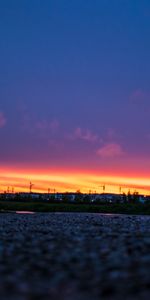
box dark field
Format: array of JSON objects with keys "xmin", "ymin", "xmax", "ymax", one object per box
[
  {"xmin": 0, "ymin": 212, "xmax": 150, "ymax": 300},
  {"xmin": 0, "ymin": 200, "xmax": 150, "ymax": 215}
]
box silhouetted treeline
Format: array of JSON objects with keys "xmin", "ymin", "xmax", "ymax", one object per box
[{"xmin": 0, "ymin": 191, "xmax": 149, "ymax": 205}]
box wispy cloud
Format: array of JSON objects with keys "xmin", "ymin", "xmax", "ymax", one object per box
[
  {"xmin": 35, "ymin": 119, "xmax": 59, "ymax": 134},
  {"xmin": 97, "ymin": 142, "xmax": 124, "ymax": 158},
  {"xmin": 19, "ymin": 104, "xmax": 60, "ymax": 139},
  {"xmin": 130, "ymin": 89, "xmax": 150, "ymax": 103},
  {"xmin": 68, "ymin": 127, "xmax": 98, "ymax": 143},
  {"xmin": 107, "ymin": 128, "xmax": 118, "ymax": 140},
  {"xmin": 0, "ymin": 112, "xmax": 7, "ymax": 128},
  {"xmin": 27, "ymin": 118, "xmax": 60, "ymax": 140}
]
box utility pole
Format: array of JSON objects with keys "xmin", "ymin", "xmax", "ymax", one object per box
[
  {"xmin": 119, "ymin": 187, "xmax": 122, "ymax": 194},
  {"xmin": 99, "ymin": 185, "xmax": 105, "ymax": 193},
  {"xmin": 29, "ymin": 182, "xmax": 34, "ymax": 194}
]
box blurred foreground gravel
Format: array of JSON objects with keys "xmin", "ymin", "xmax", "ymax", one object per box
[{"xmin": 0, "ymin": 212, "xmax": 150, "ymax": 300}]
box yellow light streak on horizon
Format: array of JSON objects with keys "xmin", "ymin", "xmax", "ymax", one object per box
[{"xmin": 0, "ymin": 168, "xmax": 150, "ymax": 195}]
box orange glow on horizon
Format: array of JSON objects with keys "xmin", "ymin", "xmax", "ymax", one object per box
[{"xmin": 0, "ymin": 166, "xmax": 150, "ymax": 195}]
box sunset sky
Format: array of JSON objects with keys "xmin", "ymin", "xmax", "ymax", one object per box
[{"xmin": 0, "ymin": 0, "xmax": 150, "ymax": 194}]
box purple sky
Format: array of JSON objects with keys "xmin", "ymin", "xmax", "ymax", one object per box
[{"xmin": 0, "ymin": 0, "xmax": 150, "ymax": 180}]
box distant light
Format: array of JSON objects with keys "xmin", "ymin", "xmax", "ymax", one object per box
[{"xmin": 16, "ymin": 211, "xmax": 35, "ymax": 214}]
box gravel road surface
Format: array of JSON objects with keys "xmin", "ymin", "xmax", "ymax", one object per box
[{"xmin": 0, "ymin": 213, "xmax": 150, "ymax": 300}]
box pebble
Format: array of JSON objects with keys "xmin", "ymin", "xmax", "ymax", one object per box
[{"xmin": 0, "ymin": 212, "xmax": 149, "ymax": 299}]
